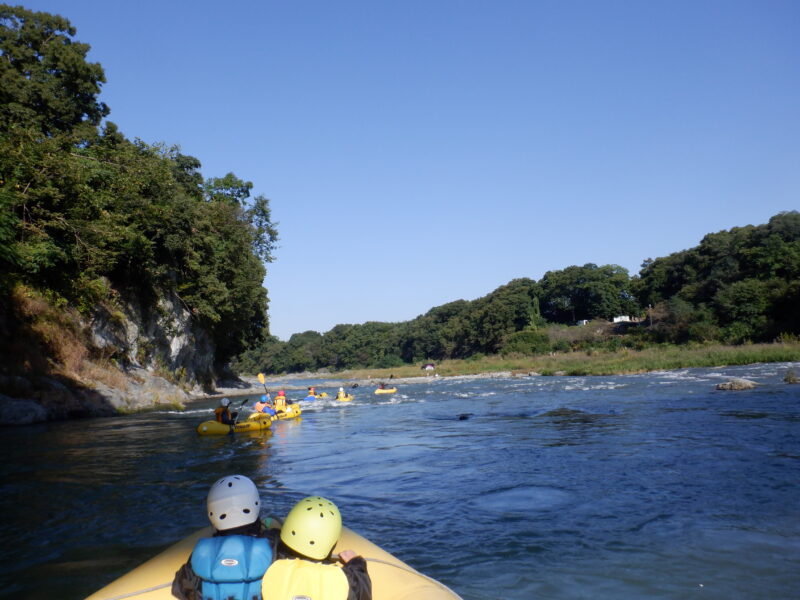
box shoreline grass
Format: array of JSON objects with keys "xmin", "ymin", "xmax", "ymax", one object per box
[{"xmin": 331, "ymin": 342, "xmax": 800, "ymax": 380}]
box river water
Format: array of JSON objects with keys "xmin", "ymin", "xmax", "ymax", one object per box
[{"xmin": 1, "ymin": 363, "xmax": 799, "ymax": 599}]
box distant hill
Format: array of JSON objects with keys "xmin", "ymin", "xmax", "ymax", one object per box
[{"xmin": 235, "ymin": 211, "xmax": 800, "ymax": 374}]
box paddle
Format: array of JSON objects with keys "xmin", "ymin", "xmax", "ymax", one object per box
[
  {"xmin": 228, "ymin": 397, "xmax": 250, "ymax": 434},
  {"xmin": 257, "ymin": 372, "xmax": 270, "ymax": 395}
]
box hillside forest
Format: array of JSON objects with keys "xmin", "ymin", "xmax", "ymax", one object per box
[
  {"xmin": 0, "ymin": 5, "xmax": 277, "ymax": 385},
  {"xmin": 1, "ymin": 6, "xmax": 798, "ymax": 387},
  {"xmin": 235, "ymin": 211, "xmax": 800, "ymax": 374}
]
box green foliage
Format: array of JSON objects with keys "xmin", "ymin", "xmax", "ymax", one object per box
[
  {"xmin": 239, "ymin": 214, "xmax": 800, "ymax": 374},
  {"xmin": 0, "ymin": 5, "xmax": 109, "ymax": 135},
  {"xmin": 539, "ymin": 263, "xmax": 639, "ymax": 323},
  {"xmin": 0, "ymin": 6, "xmax": 277, "ymax": 371},
  {"xmin": 501, "ymin": 330, "xmax": 551, "ymax": 355},
  {"xmin": 0, "ymin": 189, "xmax": 20, "ymax": 271},
  {"xmin": 637, "ymin": 212, "xmax": 800, "ymax": 343}
]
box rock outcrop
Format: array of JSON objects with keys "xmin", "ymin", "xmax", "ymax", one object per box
[
  {"xmin": 88, "ymin": 290, "xmax": 215, "ymax": 385},
  {"xmin": 0, "ymin": 289, "xmax": 222, "ymax": 425}
]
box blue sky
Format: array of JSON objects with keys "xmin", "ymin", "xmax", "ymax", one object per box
[{"xmin": 19, "ymin": 1, "xmax": 800, "ymax": 340}]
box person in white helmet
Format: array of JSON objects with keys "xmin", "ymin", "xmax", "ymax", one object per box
[
  {"xmin": 214, "ymin": 397, "xmax": 238, "ymax": 425},
  {"xmin": 172, "ymin": 475, "xmax": 280, "ymax": 600}
]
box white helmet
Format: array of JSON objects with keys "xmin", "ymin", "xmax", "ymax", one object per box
[
  {"xmin": 206, "ymin": 475, "xmax": 260, "ymax": 530},
  {"xmin": 339, "ymin": 387, "xmax": 344, "ymax": 393},
  {"xmin": 220, "ymin": 398, "xmax": 231, "ymax": 407}
]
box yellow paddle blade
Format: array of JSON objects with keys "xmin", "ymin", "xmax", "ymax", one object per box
[{"xmin": 257, "ymin": 373, "xmax": 265, "ymax": 384}]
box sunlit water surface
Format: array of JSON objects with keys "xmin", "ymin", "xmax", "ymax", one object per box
[{"xmin": 1, "ymin": 363, "xmax": 799, "ymax": 599}]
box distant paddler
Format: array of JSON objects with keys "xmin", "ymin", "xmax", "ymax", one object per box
[
  {"xmin": 274, "ymin": 390, "xmax": 288, "ymax": 412},
  {"xmin": 374, "ymin": 382, "xmax": 397, "ymax": 395},
  {"xmin": 253, "ymin": 394, "xmax": 276, "ymax": 416},
  {"xmin": 214, "ymin": 398, "xmax": 238, "ymax": 425},
  {"xmin": 305, "ymin": 386, "xmax": 328, "ymax": 400}
]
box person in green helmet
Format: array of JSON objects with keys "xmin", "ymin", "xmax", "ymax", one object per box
[{"xmin": 261, "ymin": 496, "xmax": 372, "ymax": 600}]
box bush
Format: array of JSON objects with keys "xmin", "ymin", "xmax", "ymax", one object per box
[{"xmin": 501, "ymin": 330, "xmax": 551, "ymax": 355}]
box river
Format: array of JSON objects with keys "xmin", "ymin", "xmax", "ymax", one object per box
[{"xmin": 1, "ymin": 363, "xmax": 799, "ymax": 599}]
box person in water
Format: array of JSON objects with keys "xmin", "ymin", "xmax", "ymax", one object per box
[
  {"xmin": 253, "ymin": 395, "xmax": 276, "ymax": 416},
  {"xmin": 214, "ymin": 398, "xmax": 237, "ymax": 425},
  {"xmin": 260, "ymin": 496, "xmax": 372, "ymax": 600},
  {"xmin": 172, "ymin": 475, "xmax": 279, "ymax": 600},
  {"xmin": 336, "ymin": 387, "xmax": 347, "ymax": 400}
]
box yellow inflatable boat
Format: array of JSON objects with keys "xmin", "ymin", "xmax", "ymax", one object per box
[
  {"xmin": 270, "ymin": 403, "xmax": 302, "ymax": 421},
  {"xmin": 85, "ymin": 526, "xmax": 461, "ymax": 600},
  {"xmin": 196, "ymin": 404, "xmax": 302, "ymax": 435},
  {"xmin": 336, "ymin": 394, "xmax": 354, "ymax": 402},
  {"xmin": 374, "ymin": 387, "xmax": 397, "ymax": 395}
]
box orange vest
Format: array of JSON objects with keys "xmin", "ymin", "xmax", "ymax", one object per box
[{"xmin": 214, "ymin": 406, "xmax": 229, "ymax": 423}]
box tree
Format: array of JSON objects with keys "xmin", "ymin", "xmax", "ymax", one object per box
[
  {"xmin": 1, "ymin": 5, "xmax": 279, "ymax": 372},
  {"xmin": 636, "ymin": 211, "xmax": 800, "ymax": 342},
  {"xmin": 539, "ymin": 264, "xmax": 638, "ymax": 323},
  {"xmin": 0, "ymin": 5, "xmax": 108, "ymax": 135}
]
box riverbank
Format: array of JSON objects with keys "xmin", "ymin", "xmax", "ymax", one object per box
[
  {"xmin": 306, "ymin": 341, "xmax": 800, "ymax": 382},
  {"xmin": 4, "ymin": 342, "xmax": 798, "ymax": 425},
  {"xmin": 220, "ymin": 341, "xmax": 800, "ymax": 395}
]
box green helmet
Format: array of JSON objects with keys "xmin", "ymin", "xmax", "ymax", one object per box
[{"xmin": 281, "ymin": 496, "xmax": 342, "ymax": 560}]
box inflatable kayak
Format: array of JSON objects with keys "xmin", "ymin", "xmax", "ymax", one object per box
[
  {"xmin": 271, "ymin": 403, "xmax": 302, "ymax": 421},
  {"xmin": 196, "ymin": 404, "xmax": 301, "ymax": 435},
  {"xmin": 374, "ymin": 387, "xmax": 397, "ymax": 395},
  {"xmin": 85, "ymin": 525, "xmax": 461, "ymax": 600},
  {"xmin": 336, "ymin": 394, "xmax": 354, "ymax": 402}
]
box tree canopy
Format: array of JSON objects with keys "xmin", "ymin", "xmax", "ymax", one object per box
[
  {"xmin": 236, "ymin": 213, "xmax": 800, "ymax": 374},
  {"xmin": 0, "ymin": 5, "xmax": 278, "ymax": 368},
  {"xmin": 635, "ymin": 211, "xmax": 800, "ymax": 343}
]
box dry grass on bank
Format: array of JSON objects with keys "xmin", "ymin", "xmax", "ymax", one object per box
[{"xmin": 6, "ymin": 284, "xmax": 127, "ymax": 389}]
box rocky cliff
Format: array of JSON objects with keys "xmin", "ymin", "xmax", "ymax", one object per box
[{"xmin": 0, "ymin": 287, "xmax": 228, "ymax": 426}]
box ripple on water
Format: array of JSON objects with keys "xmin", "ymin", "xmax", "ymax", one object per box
[{"xmin": 472, "ymin": 485, "xmax": 574, "ymax": 514}]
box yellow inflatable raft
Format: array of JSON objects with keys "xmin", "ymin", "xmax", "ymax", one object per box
[
  {"xmin": 196, "ymin": 404, "xmax": 302, "ymax": 435},
  {"xmin": 336, "ymin": 394, "xmax": 354, "ymax": 402},
  {"xmin": 374, "ymin": 387, "xmax": 397, "ymax": 395},
  {"xmin": 270, "ymin": 403, "xmax": 302, "ymax": 421},
  {"xmin": 85, "ymin": 526, "xmax": 461, "ymax": 600}
]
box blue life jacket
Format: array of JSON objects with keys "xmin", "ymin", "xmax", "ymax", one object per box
[{"xmin": 191, "ymin": 535, "xmax": 273, "ymax": 600}]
